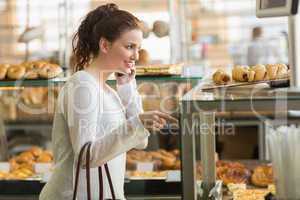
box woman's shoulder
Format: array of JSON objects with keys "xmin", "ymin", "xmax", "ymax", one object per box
[{"xmin": 65, "ymin": 70, "xmax": 99, "ymax": 87}]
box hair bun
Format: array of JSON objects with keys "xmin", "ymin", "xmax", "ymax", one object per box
[
  {"xmin": 101, "ymin": 3, "xmax": 118, "ymax": 16},
  {"xmin": 104, "ymin": 3, "xmax": 119, "ymax": 12}
]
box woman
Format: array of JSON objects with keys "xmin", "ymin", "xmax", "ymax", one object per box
[{"xmin": 39, "ymin": 3, "xmax": 177, "ymax": 200}]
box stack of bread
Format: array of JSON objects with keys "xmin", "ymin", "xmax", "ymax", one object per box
[
  {"xmin": 0, "ymin": 146, "xmax": 53, "ymax": 180},
  {"xmin": 212, "ymin": 63, "xmax": 289, "ymax": 85},
  {"xmin": 0, "ymin": 60, "xmax": 62, "ymax": 80}
]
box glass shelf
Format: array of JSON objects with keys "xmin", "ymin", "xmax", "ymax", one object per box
[
  {"xmin": 0, "ymin": 78, "xmax": 67, "ymax": 88},
  {"xmin": 0, "ymin": 76, "xmax": 201, "ymax": 88},
  {"xmin": 108, "ymin": 75, "xmax": 201, "ymax": 85}
]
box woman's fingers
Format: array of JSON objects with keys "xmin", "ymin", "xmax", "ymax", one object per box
[
  {"xmin": 159, "ymin": 117, "xmax": 167, "ymax": 126},
  {"xmin": 152, "ymin": 121, "xmax": 163, "ymax": 132},
  {"xmin": 155, "ymin": 111, "xmax": 178, "ymax": 123},
  {"xmin": 139, "ymin": 111, "xmax": 178, "ymax": 133}
]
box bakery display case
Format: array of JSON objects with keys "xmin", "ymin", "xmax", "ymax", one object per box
[
  {"xmin": 180, "ymin": 84, "xmax": 300, "ymax": 199},
  {"xmin": 0, "ymin": 74, "xmax": 199, "ymax": 200}
]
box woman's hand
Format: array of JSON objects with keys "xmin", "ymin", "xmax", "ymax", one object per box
[
  {"xmin": 115, "ymin": 69, "xmax": 135, "ymax": 85},
  {"xmin": 139, "ymin": 111, "xmax": 178, "ymax": 132}
]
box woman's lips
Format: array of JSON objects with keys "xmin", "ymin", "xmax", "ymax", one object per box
[{"xmin": 125, "ymin": 61, "xmax": 135, "ymax": 69}]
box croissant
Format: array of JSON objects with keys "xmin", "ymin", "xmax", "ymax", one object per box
[
  {"xmin": 232, "ymin": 65, "xmax": 249, "ymax": 82},
  {"xmin": 265, "ymin": 64, "xmax": 278, "ymax": 80},
  {"xmin": 276, "ymin": 63, "xmax": 289, "ymax": 79},
  {"xmin": 212, "ymin": 69, "xmax": 230, "ymax": 85},
  {"xmin": 265, "ymin": 64, "xmax": 288, "ymax": 80},
  {"xmin": 248, "ymin": 64, "xmax": 267, "ymax": 82}
]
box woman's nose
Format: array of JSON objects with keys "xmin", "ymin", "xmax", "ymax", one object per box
[{"xmin": 132, "ymin": 50, "xmax": 139, "ymax": 61}]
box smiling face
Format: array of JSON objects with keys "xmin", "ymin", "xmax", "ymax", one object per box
[{"xmin": 100, "ymin": 29, "xmax": 143, "ymax": 75}]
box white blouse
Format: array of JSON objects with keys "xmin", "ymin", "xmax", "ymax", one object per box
[{"xmin": 39, "ymin": 71, "xmax": 149, "ymax": 200}]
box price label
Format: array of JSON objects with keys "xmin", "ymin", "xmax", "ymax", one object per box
[
  {"xmin": 136, "ymin": 162, "xmax": 154, "ymax": 172},
  {"xmin": 166, "ymin": 170, "xmax": 181, "ymax": 182}
]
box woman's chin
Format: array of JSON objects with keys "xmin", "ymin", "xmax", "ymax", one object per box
[{"xmin": 121, "ymin": 68, "xmax": 132, "ymax": 75}]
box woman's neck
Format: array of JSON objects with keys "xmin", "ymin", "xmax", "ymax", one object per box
[{"xmin": 85, "ymin": 58, "xmax": 112, "ymax": 85}]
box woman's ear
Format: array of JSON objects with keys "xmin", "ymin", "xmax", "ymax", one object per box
[{"xmin": 99, "ymin": 38, "xmax": 110, "ymax": 54}]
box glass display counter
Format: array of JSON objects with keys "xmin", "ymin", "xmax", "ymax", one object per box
[
  {"xmin": 180, "ymin": 84, "xmax": 300, "ymax": 199},
  {"xmin": 0, "ymin": 75, "xmax": 201, "ymax": 200}
]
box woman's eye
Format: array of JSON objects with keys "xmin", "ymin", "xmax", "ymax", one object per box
[{"xmin": 126, "ymin": 45, "xmax": 134, "ymax": 49}]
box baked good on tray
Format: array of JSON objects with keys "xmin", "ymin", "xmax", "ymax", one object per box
[
  {"xmin": 38, "ymin": 63, "xmax": 63, "ymax": 79},
  {"xmin": 212, "ymin": 69, "xmax": 230, "ymax": 85},
  {"xmin": 0, "ymin": 64, "xmax": 10, "ymax": 80},
  {"xmin": 135, "ymin": 63, "xmax": 183, "ymax": 76},
  {"xmin": 7, "ymin": 65, "xmax": 26, "ymax": 80},
  {"xmin": 22, "ymin": 61, "xmax": 45, "ymax": 79},
  {"xmin": 248, "ymin": 64, "xmax": 267, "ymax": 82},
  {"xmin": 251, "ymin": 165, "xmax": 274, "ymax": 187},
  {"xmin": 212, "ymin": 63, "xmax": 289, "ymax": 86},
  {"xmin": 0, "ymin": 60, "xmax": 63, "ymax": 80},
  {"xmin": 216, "ymin": 161, "xmax": 251, "ymax": 185},
  {"xmin": 232, "ymin": 65, "xmax": 250, "ymax": 82},
  {"xmin": 265, "ymin": 63, "xmax": 288, "ymax": 80}
]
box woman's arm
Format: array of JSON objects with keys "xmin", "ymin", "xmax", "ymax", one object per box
[
  {"xmin": 116, "ymin": 79, "xmax": 148, "ymax": 149},
  {"xmin": 64, "ymin": 77, "xmax": 149, "ymax": 168},
  {"xmin": 116, "ymin": 79, "xmax": 142, "ymax": 118}
]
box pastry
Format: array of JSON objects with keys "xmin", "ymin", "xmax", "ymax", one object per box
[
  {"xmin": 265, "ymin": 64, "xmax": 278, "ymax": 80},
  {"xmin": 216, "ymin": 161, "xmax": 250, "ymax": 185},
  {"xmin": 173, "ymin": 160, "xmax": 181, "ymax": 170},
  {"xmin": 0, "ymin": 64, "xmax": 9, "ymax": 80},
  {"xmin": 38, "ymin": 64, "xmax": 63, "ymax": 79},
  {"xmin": 7, "ymin": 65, "xmax": 26, "ymax": 80},
  {"xmin": 212, "ymin": 69, "xmax": 231, "ymax": 85},
  {"xmin": 251, "ymin": 165, "xmax": 274, "ymax": 187},
  {"xmin": 217, "ymin": 166, "xmax": 251, "ymax": 185},
  {"xmin": 248, "ymin": 64, "xmax": 267, "ymax": 82},
  {"xmin": 265, "ymin": 63, "xmax": 288, "ymax": 80},
  {"xmin": 161, "ymin": 156, "xmax": 176, "ymax": 169},
  {"xmin": 0, "ymin": 171, "xmax": 9, "ymax": 180},
  {"xmin": 37, "ymin": 153, "xmax": 52, "ymax": 163},
  {"xmin": 23, "ymin": 61, "xmax": 44, "ymax": 79},
  {"xmin": 275, "ymin": 63, "xmax": 288, "ymax": 79},
  {"xmin": 28, "ymin": 146, "xmax": 43, "ymax": 157},
  {"xmin": 171, "ymin": 149, "xmax": 180, "ymax": 157},
  {"xmin": 16, "ymin": 151, "xmax": 35, "ymax": 163},
  {"xmin": 232, "ymin": 65, "xmax": 250, "ymax": 82}
]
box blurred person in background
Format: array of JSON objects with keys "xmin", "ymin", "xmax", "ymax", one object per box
[{"xmin": 247, "ymin": 26, "xmax": 285, "ymax": 66}]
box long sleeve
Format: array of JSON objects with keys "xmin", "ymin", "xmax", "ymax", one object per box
[
  {"xmin": 63, "ymin": 77, "xmax": 149, "ymax": 168},
  {"xmin": 116, "ymin": 79, "xmax": 142, "ymax": 118},
  {"xmin": 116, "ymin": 79, "xmax": 148, "ymax": 149}
]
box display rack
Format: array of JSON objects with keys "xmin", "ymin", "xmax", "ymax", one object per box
[
  {"xmin": 180, "ymin": 85, "xmax": 300, "ymax": 199},
  {"xmin": 0, "ymin": 76, "xmax": 200, "ymax": 88}
]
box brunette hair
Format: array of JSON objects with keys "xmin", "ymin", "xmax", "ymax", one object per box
[{"xmin": 72, "ymin": 3, "xmax": 141, "ymax": 72}]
